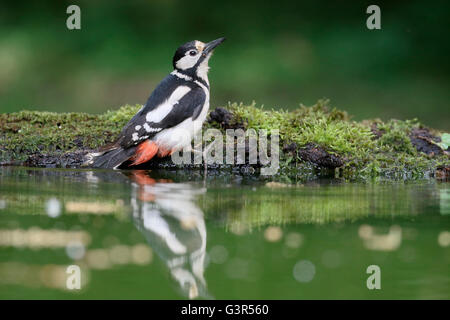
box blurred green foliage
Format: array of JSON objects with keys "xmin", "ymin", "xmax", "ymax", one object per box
[{"xmin": 0, "ymin": 0, "xmax": 449, "ymax": 129}]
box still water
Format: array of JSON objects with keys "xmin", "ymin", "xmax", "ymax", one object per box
[{"xmin": 0, "ymin": 167, "xmax": 449, "ymax": 299}]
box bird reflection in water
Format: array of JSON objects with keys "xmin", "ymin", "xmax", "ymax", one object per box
[{"xmin": 126, "ymin": 170, "xmax": 209, "ymax": 299}]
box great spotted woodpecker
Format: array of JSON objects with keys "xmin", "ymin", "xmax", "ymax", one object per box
[{"xmin": 86, "ymin": 38, "xmax": 225, "ymax": 169}]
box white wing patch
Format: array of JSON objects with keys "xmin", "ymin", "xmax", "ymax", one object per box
[
  {"xmin": 143, "ymin": 122, "xmax": 161, "ymax": 133},
  {"xmin": 146, "ymin": 86, "xmax": 192, "ymax": 123}
]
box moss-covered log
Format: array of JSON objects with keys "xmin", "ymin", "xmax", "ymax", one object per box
[{"xmin": 0, "ymin": 100, "xmax": 449, "ymax": 180}]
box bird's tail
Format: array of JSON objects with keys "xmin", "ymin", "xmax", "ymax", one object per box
[
  {"xmin": 84, "ymin": 140, "xmax": 165, "ymax": 169},
  {"xmin": 84, "ymin": 145, "xmax": 137, "ymax": 169}
]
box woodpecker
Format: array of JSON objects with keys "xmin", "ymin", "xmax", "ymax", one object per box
[
  {"xmin": 86, "ymin": 37, "xmax": 225, "ymax": 169},
  {"xmin": 128, "ymin": 171, "xmax": 208, "ymax": 299}
]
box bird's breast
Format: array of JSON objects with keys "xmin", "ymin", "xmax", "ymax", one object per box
[{"xmin": 153, "ymin": 89, "xmax": 209, "ymax": 152}]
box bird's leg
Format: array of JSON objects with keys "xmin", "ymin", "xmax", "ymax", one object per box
[
  {"xmin": 189, "ymin": 141, "xmax": 215, "ymax": 170},
  {"xmin": 202, "ymin": 140, "xmax": 217, "ymax": 174},
  {"xmin": 187, "ymin": 145, "xmax": 207, "ymax": 180},
  {"xmin": 188, "ymin": 141, "xmax": 215, "ymax": 183},
  {"xmin": 189, "ymin": 146, "xmax": 203, "ymax": 164}
]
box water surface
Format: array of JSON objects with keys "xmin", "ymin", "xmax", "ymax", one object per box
[{"xmin": 0, "ymin": 167, "xmax": 449, "ymax": 299}]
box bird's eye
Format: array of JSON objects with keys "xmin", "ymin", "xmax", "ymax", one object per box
[{"xmin": 189, "ymin": 50, "xmax": 197, "ymax": 56}]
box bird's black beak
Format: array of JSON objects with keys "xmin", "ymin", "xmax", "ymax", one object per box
[{"xmin": 203, "ymin": 37, "xmax": 226, "ymax": 56}]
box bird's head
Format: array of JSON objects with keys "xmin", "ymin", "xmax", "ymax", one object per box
[{"xmin": 172, "ymin": 37, "xmax": 225, "ymax": 83}]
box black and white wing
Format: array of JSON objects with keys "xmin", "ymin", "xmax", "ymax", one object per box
[{"xmin": 116, "ymin": 75, "xmax": 206, "ymax": 149}]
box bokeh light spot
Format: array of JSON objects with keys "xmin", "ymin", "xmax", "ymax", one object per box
[
  {"xmin": 293, "ymin": 260, "xmax": 316, "ymax": 283},
  {"xmin": 46, "ymin": 198, "xmax": 61, "ymax": 218},
  {"xmin": 209, "ymin": 245, "xmax": 229, "ymax": 264},
  {"xmin": 438, "ymin": 231, "xmax": 450, "ymax": 247},
  {"xmin": 264, "ymin": 226, "xmax": 283, "ymax": 242}
]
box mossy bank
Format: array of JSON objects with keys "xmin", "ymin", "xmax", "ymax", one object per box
[{"xmin": 1, "ymin": 100, "xmax": 449, "ymax": 181}]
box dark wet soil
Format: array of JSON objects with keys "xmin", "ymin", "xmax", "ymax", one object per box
[
  {"xmin": 23, "ymin": 151, "xmax": 89, "ymax": 168},
  {"xmin": 207, "ymin": 107, "xmax": 245, "ymax": 130},
  {"xmin": 283, "ymin": 142, "xmax": 344, "ymax": 169},
  {"xmin": 409, "ymin": 128, "xmax": 443, "ymax": 156},
  {"xmin": 296, "ymin": 143, "xmax": 344, "ymax": 168},
  {"xmin": 436, "ymin": 165, "xmax": 450, "ymax": 180}
]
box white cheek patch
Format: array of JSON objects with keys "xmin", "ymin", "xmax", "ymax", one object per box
[
  {"xmin": 146, "ymin": 86, "xmax": 192, "ymax": 123},
  {"xmin": 176, "ymin": 55, "xmax": 199, "ymax": 70}
]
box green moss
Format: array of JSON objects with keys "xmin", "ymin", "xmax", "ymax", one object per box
[
  {"xmin": 376, "ymin": 119, "xmax": 418, "ymax": 154},
  {"xmin": 0, "ymin": 105, "xmax": 141, "ymax": 163},
  {"xmin": 227, "ymin": 99, "xmax": 375, "ymax": 158},
  {"xmin": 0, "ymin": 101, "xmax": 448, "ymax": 180},
  {"xmin": 219, "ymin": 100, "xmax": 448, "ymax": 179}
]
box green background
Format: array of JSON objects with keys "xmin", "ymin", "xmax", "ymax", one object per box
[{"xmin": 0, "ymin": 0, "xmax": 449, "ymax": 130}]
